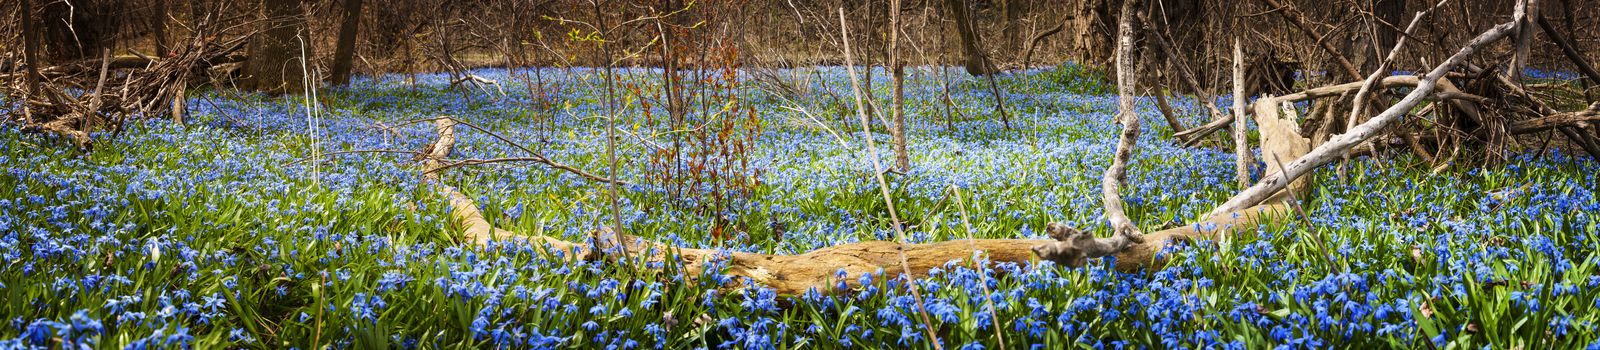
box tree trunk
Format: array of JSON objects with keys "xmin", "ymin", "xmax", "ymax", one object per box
[
  {"xmin": 330, "ymin": 0, "xmax": 362, "ymax": 86},
  {"xmin": 1065, "ymin": 0, "xmax": 1116, "ymax": 65},
  {"xmin": 890, "ymin": 0, "xmax": 909, "ymax": 171},
  {"xmin": 944, "ymin": 0, "xmax": 995, "ymax": 76},
  {"xmin": 20, "ymin": 0, "xmax": 40, "ymax": 123},
  {"xmin": 39, "ymin": 0, "xmax": 120, "ymax": 63},
  {"xmin": 1002, "ymin": 0, "xmax": 1023, "ymax": 55},
  {"xmin": 863, "ymin": 1, "xmax": 877, "ymax": 121},
  {"xmin": 1344, "ymin": 0, "xmax": 1406, "ymax": 73},
  {"xmin": 1233, "ymin": 39, "xmax": 1253, "ymax": 189},
  {"xmin": 243, "ymin": 0, "xmax": 310, "ymax": 94},
  {"xmin": 1373, "ymin": 0, "xmax": 1405, "ymax": 61},
  {"xmin": 1102, "ymin": 0, "xmax": 1143, "ymax": 245},
  {"xmin": 421, "ymin": 113, "xmax": 1292, "ymax": 296},
  {"xmin": 154, "ymin": 0, "xmax": 170, "ymax": 56}
]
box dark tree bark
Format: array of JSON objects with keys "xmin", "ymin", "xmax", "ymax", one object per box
[
  {"xmin": 1373, "ymin": 0, "xmax": 1405, "ymax": 57},
  {"xmin": 189, "ymin": 0, "xmax": 205, "ymax": 26},
  {"xmin": 330, "ymin": 0, "xmax": 363, "ymax": 86},
  {"xmin": 1066, "ymin": 0, "xmax": 1116, "ymax": 65},
  {"xmin": 890, "ymin": 0, "xmax": 908, "ymax": 171},
  {"xmin": 1002, "ymin": 0, "xmax": 1023, "ymax": 54},
  {"xmin": 154, "ymin": 0, "xmax": 170, "ymax": 56},
  {"xmin": 19, "ymin": 0, "xmax": 41, "ymax": 123},
  {"xmin": 1347, "ymin": 0, "xmax": 1405, "ymax": 74},
  {"xmin": 38, "ymin": 0, "xmax": 121, "ymax": 62},
  {"xmin": 243, "ymin": 0, "xmax": 310, "ymax": 94},
  {"xmin": 944, "ymin": 0, "xmax": 996, "ymax": 76}
]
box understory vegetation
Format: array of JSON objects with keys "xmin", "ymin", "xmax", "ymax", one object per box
[{"xmin": 2, "ymin": 66, "xmax": 1597, "ymax": 349}]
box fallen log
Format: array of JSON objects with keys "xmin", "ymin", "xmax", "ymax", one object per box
[
  {"xmin": 1274, "ymin": 75, "xmax": 1485, "ymax": 107},
  {"xmin": 418, "ymin": 113, "xmax": 1299, "ymax": 295},
  {"xmin": 1507, "ymin": 103, "xmax": 1600, "ymax": 134}
]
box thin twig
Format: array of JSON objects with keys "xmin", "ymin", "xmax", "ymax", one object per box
[
  {"xmin": 839, "ymin": 9, "xmax": 943, "ymax": 350},
  {"xmin": 948, "ymin": 185, "xmax": 1008, "ymax": 350},
  {"xmin": 380, "ymin": 116, "xmax": 627, "ymax": 185}
]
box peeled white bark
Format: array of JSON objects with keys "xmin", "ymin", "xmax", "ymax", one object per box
[
  {"xmin": 1102, "ymin": 0, "xmax": 1143, "ymax": 245},
  {"xmin": 1232, "ymin": 39, "xmax": 1252, "ymax": 189}
]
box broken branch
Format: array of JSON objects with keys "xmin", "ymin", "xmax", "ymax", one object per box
[{"xmin": 1209, "ymin": 22, "xmax": 1518, "ymax": 216}]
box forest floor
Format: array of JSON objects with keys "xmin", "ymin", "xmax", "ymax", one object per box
[{"xmin": 1, "ymin": 66, "xmax": 1596, "ymax": 348}]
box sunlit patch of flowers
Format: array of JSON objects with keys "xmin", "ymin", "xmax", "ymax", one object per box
[{"xmin": 0, "ymin": 65, "xmax": 1597, "ymax": 348}]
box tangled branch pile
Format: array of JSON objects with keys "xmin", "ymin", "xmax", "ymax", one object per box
[{"xmin": 1, "ymin": 1, "xmax": 248, "ymax": 151}]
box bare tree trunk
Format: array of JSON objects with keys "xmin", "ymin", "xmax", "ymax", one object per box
[
  {"xmin": 944, "ymin": 0, "xmax": 995, "ymax": 76},
  {"xmin": 1509, "ymin": 0, "xmax": 1534, "ymax": 80},
  {"xmin": 1066, "ymin": 0, "xmax": 1115, "ymax": 64},
  {"xmin": 1002, "ymin": 0, "xmax": 1023, "ymax": 55},
  {"xmin": 1373, "ymin": 0, "xmax": 1406, "ymax": 57},
  {"xmin": 329, "ymin": 0, "xmax": 362, "ymax": 86},
  {"xmin": 154, "ymin": 0, "xmax": 170, "ymax": 56},
  {"xmin": 589, "ymin": 1, "xmax": 629, "ymax": 260},
  {"xmin": 862, "ymin": 1, "xmax": 876, "ymax": 120},
  {"xmin": 890, "ymin": 0, "xmax": 908, "ymax": 171},
  {"xmin": 1232, "ymin": 39, "xmax": 1252, "ymax": 189},
  {"xmin": 39, "ymin": 1, "xmax": 119, "ymax": 62},
  {"xmin": 1257, "ymin": 0, "xmax": 1362, "ymax": 80},
  {"xmin": 20, "ymin": 0, "xmax": 40, "ymax": 124},
  {"xmin": 243, "ymin": 0, "xmax": 310, "ymax": 94},
  {"xmin": 937, "ymin": 8, "xmax": 957, "ymax": 131},
  {"xmin": 1103, "ymin": 0, "xmax": 1143, "ymax": 245}
]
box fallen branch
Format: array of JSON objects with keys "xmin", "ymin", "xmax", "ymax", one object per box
[
  {"xmin": 1508, "ymin": 103, "xmax": 1600, "ymax": 135},
  {"xmin": 1343, "ymin": 1, "xmax": 1439, "ymax": 136},
  {"xmin": 389, "ymin": 116, "xmax": 627, "ymax": 185},
  {"xmin": 1486, "ymin": 64, "xmax": 1600, "ymax": 160},
  {"xmin": 449, "ymin": 74, "xmax": 507, "ymax": 96},
  {"xmin": 418, "ymin": 117, "xmax": 1293, "ymax": 295},
  {"xmin": 1274, "ymin": 75, "xmax": 1482, "ymax": 103},
  {"xmin": 1535, "ymin": 14, "xmax": 1600, "ymax": 85},
  {"xmin": 1209, "ymin": 21, "xmax": 1517, "ymax": 216},
  {"xmin": 1176, "ymin": 75, "xmax": 1485, "ymax": 146}
]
